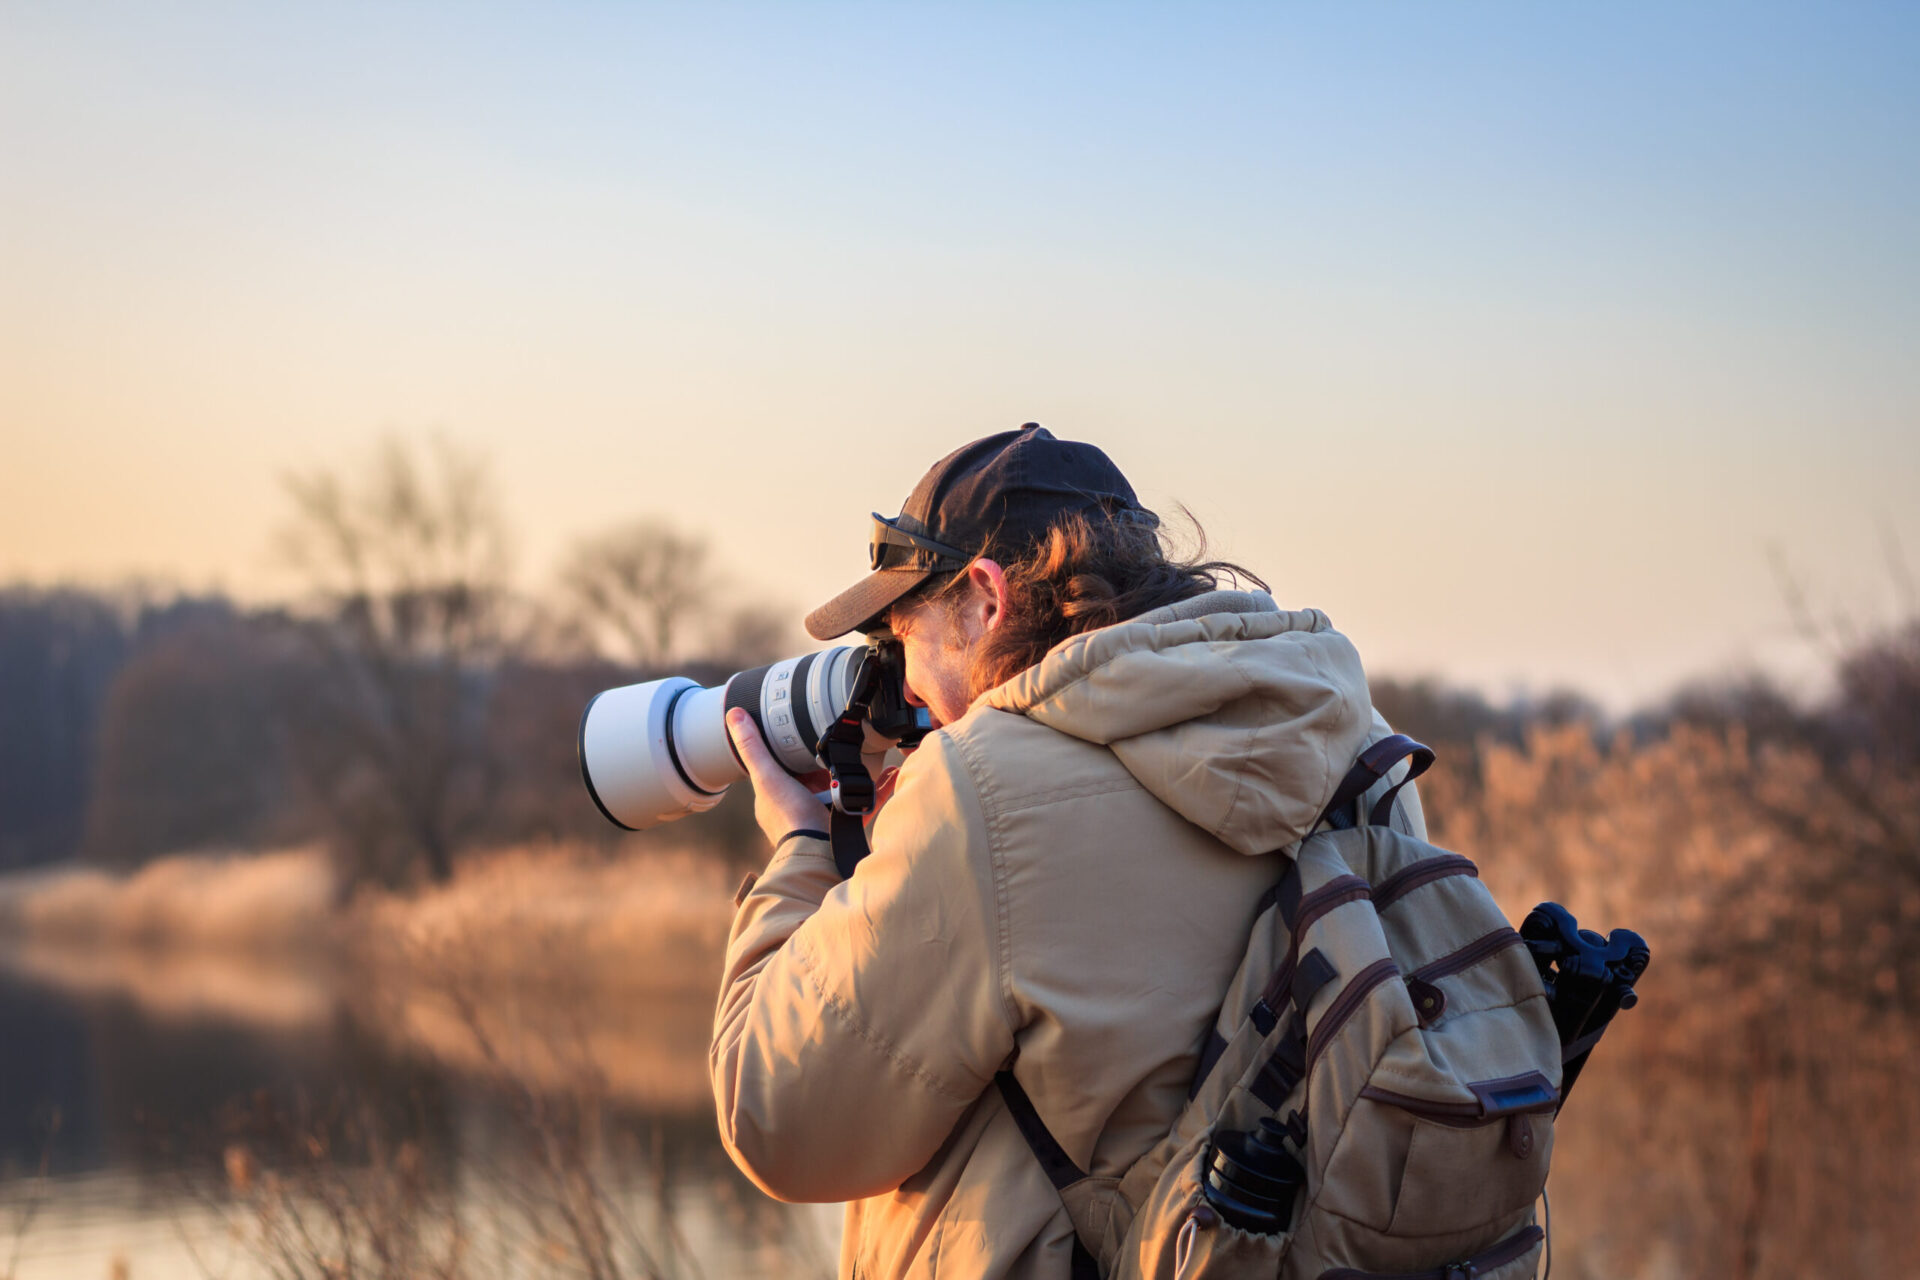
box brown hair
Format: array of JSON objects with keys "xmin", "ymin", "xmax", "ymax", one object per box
[{"xmin": 908, "ymin": 506, "xmax": 1268, "ymax": 701}]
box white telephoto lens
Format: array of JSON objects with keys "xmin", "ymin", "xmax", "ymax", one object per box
[
  {"xmin": 578, "ymin": 677, "xmax": 729, "ymax": 830},
  {"xmin": 578, "ymin": 646, "xmax": 866, "ymax": 831}
]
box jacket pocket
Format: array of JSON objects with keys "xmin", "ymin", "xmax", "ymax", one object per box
[
  {"xmin": 1315, "ymin": 1225, "xmax": 1543, "ymax": 1280},
  {"xmin": 1360, "ymin": 1080, "xmax": 1553, "ymax": 1238},
  {"xmin": 1171, "ymin": 1207, "xmax": 1288, "ymax": 1280}
]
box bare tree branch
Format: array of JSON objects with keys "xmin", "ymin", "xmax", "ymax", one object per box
[
  {"xmin": 275, "ymin": 435, "xmax": 513, "ymax": 885},
  {"xmin": 557, "ymin": 520, "xmax": 794, "ymax": 672}
]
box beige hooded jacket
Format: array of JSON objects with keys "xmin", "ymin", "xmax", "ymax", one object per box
[{"xmin": 711, "ymin": 591, "xmax": 1427, "ymax": 1279}]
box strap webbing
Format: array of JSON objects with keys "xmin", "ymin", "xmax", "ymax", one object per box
[
  {"xmin": 1562, "ymin": 1025, "xmax": 1606, "ymax": 1064},
  {"xmin": 995, "ymin": 1072, "xmax": 1105, "ymax": 1278},
  {"xmin": 1188, "ymin": 1030, "xmax": 1230, "ymax": 1100},
  {"xmin": 829, "ymin": 807, "xmax": 870, "ymax": 879},
  {"xmin": 1248, "ymin": 1019, "xmax": 1306, "ymax": 1108},
  {"xmin": 1314, "ymin": 734, "xmax": 1435, "ymax": 833},
  {"xmin": 1292, "ymin": 947, "xmax": 1338, "ymax": 1012},
  {"xmin": 995, "ymin": 1071, "xmax": 1086, "ymax": 1191},
  {"xmin": 819, "ymin": 648, "xmax": 882, "ymax": 879},
  {"xmin": 1274, "ymin": 859, "xmax": 1305, "ymax": 929}
]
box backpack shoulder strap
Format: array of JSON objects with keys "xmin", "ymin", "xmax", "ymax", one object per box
[
  {"xmin": 995, "ymin": 1071, "xmax": 1104, "ymax": 1279},
  {"xmin": 1315, "ymin": 734, "xmax": 1434, "ymax": 832}
]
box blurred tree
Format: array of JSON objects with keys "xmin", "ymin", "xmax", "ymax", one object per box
[
  {"xmin": 558, "ymin": 519, "xmax": 710, "ymax": 670},
  {"xmin": 0, "ymin": 588, "xmax": 133, "ymax": 867},
  {"xmin": 1666, "ymin": 623, "xmax": 1919, "ymax": 1280},
  {"xmin": 558, "ymin": 519, "xmax": 795, "ymax": 672},
  {"xmin": 81, "ymin": 611, "xmax": 303, "ymax": 866},
  {"xmin": 1371, "ymin": 676, "xmax": 1606, "ymax": 818},
  {"xmin": 1686, "ymin": 618, "xmax": 1920, "ymax": 1014},
  {"xmin": 711, "ymin": 600, "xmax": 794, "ymax": 672},
  {"xmin": 276, "ymin": 436, "xmax": 513, "ymax": 886}
]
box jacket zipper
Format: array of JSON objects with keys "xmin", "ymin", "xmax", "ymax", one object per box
[
  {"xmin": 1409, "ymin": 927, "xmax": 1523, "ymax": 984},
  {"xmin": 1372, "ymin": 854, "xmax": 1479, "ymax": 912},
  {"xmin": 1315, "ymin": 1226, "xmax": 1544, "ymax": 1280},
  {"xmin": 1256, "ymin": 875, "xmax": 1373, "ymax": 1015},
  {"xmin": 1305, "ymin": 956, "xmax": 1401, "ymax": 1069}
]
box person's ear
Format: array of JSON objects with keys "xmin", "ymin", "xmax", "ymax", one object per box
[{"xmin": 969, "ymin": 558, "xmax": 1009, "ymax": 632}]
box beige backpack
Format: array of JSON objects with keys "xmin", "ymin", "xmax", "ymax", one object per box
[{"xmin": 996, "ymin": 736, "xmax": 1618, "ymax": 1280}]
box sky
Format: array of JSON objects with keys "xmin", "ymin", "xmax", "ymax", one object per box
[{"xmin": 3, "ymin": 1, "xmax": 1916, "ymax": 707}]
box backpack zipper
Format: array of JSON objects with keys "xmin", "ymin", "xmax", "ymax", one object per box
[
  {"xmin": 1356, "ymin": 1086, "xmax": 1492, "ymax": 1124},
  {"xmin": 1315, "ymin": 1225, "xmax": 1544, "ymax": 1280},
  {"xmin": 1372, "ymin": 854, "xmax": 1479, "ymax": 911},
  {"xmin": 1255, "ymin": 875, "xmax": 1373, "ymax": 1020},
  {"xmin": 1409, "ymin": 926, "xmax": 1524, "ymax": 985},
  {"xmin": 1305, "ymin": 956, "xmax": 1402, "ymax": 1069},
  {"xmin": 1357, "ymin": 1084, "xmax": 1557, "ymax": 1127}
]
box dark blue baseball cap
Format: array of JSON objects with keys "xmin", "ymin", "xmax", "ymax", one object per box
[{"xmin": 805, "ymin": 424, "xmax": 1155, "ymax": 640}]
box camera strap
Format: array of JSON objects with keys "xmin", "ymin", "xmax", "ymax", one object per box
[
  {"xmin": 819, "ymin": 652, "xmax": 880, "ymax": 879},
  {"xmin": 827, "ymin": 806, "xmax": 870, "ymax": 879}
]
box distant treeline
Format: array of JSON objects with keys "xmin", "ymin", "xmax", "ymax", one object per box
[
  {"xmin": 0, "ymin": 438, "xmax": 795, "ymax": 885},
  {"xmin": 0, "ymin": 584, "xmax": 706, "ymax": 878}
]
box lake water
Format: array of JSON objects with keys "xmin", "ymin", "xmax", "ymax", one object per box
[{"xmin": 0, "ymin": 947, "xmax": 840, "ymax": 1280}]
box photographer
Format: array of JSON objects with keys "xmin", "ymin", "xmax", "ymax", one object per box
[{"xmin": 711, "ymin": 425, "xmax": 1425, "ymax": 1279}]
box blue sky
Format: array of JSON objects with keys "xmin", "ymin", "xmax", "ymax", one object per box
[{"xmin": 4, "ymin": 2, "xmax": 1916, "ymax": 704}]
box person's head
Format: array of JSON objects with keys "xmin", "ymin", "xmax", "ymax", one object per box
[{"xmin": 805, "ymin": 425, "xmax": 1265, "ymax": 728}]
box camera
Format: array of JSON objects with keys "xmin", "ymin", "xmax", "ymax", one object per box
[{"xmin": 579, "ymin": 641, "xmax": 930, "ymax": 830}]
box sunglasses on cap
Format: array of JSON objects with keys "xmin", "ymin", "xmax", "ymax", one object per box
[{"xmin": 869, "ymin": 514, "xmax": 974, "ymax": 572}]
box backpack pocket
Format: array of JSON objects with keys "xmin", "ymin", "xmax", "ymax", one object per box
[
  {"xmin": 1313, "ymin": 1225, "xmax": 1543, "ymax": 1280},
  {"xmin": 1171, "ymin": 1205, "xmax": 1289, "ymax": 1280},
  {"xmin": 1353, "ymin": 1078, "xmax": 1554, "ymax": 1238}
]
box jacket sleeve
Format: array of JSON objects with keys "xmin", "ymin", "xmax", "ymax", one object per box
[{"xmin": 709, "ymin": 731, "xmax": 1016, "ymax": 1203}]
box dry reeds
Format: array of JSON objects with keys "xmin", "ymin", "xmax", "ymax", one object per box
[{"xmin": 1427, "ymin": 716, "xmax": 1918, "ymax": 1278}]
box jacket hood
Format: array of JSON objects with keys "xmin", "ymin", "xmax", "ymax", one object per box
[{"xmin": 980, "ymin": 590, "xmax": 1374, "ymax": 855}]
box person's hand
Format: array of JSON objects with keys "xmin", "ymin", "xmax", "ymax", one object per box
[{"xmin": 727, "ymin": 709, "xmax": 831, "ymax": 846}]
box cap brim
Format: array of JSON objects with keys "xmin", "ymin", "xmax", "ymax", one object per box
[{"xmin": 805, "ymin": 567, "xmax": 933, "ymax": 641}]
